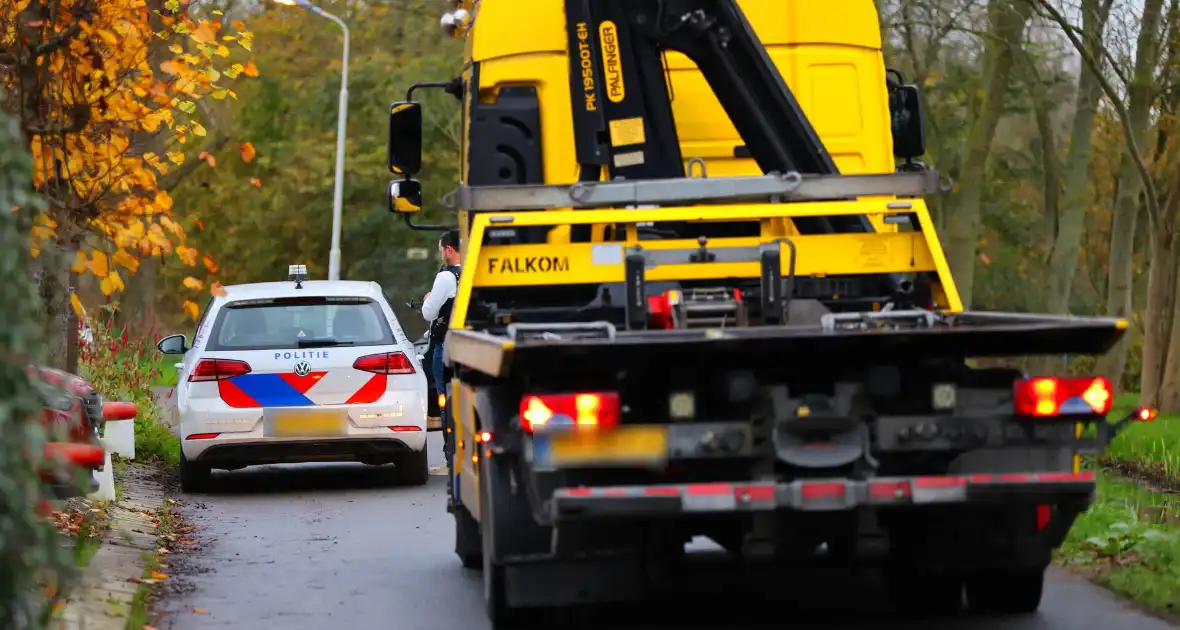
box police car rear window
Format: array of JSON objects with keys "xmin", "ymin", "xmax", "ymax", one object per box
[{"xmin": 205, "ymin": 297, "xmax": 394, "ymax": 351}]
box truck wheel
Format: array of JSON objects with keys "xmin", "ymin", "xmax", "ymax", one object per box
[
  {"xmin": 886, "ymin": 569, "xmax": 962, "ymax": 616},
  {"xmin": 965, "ymin": 568, "xmax": 1044, "ymax": 614},
  {"xmin": 394, "ymin": 449, "xmax": 429, "ymax": 486},
  {"xmin": 481, "ymin": 460, "xmax": 523, "ymax": 628},
  {"xmin": 179, "ymin": 450, "xmax": 211, "ymax": 494},
  {"xmin": 455, "ymin": 504, "xmax": 482, "ymax": 569}
]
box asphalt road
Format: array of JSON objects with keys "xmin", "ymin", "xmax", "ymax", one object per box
[{"xmin": 153, "ymin": 433, "xmax": 1177, "ymax": 630}]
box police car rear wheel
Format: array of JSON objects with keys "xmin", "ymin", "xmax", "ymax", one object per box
[
  {"xmin": 394, "ymin": 448, "xmax": 429, "ymax": 486},
  {"xmin": 179, "ymin": 450, "xmax": 211, "ymax": 493}
]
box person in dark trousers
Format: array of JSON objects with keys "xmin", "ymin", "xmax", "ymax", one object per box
[{"xmin": 421, "ymin": 230, "xmax": 461, "ymax": 471}]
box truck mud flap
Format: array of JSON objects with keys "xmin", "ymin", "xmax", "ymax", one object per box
[
  {"xmin": 549, "ymin": 472, "xmax": 1096, "ymax": 520},
  {"xmin": 448, "ymin": 311, "xmax": 1126, "ymax": 378}
]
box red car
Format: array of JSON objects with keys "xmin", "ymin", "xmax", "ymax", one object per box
[{"xmin": 28, "ymin": 366, "xmax": 136, "ymax": 500}]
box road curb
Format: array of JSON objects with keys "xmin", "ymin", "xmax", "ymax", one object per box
[{"xmin": 53, "ymin": 464, "xmax": 167, "ymax": 630}]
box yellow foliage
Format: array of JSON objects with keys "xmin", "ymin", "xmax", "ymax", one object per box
[
  {"xmin": 87, "ymin": 251, "xmax": 109, "ymax": 278},
  {"xmin": 1, "ymin": 0, "xmax": 258, "ymax": 315},
  {"xmin": 176, "ymin": 245, "xmax": 199, "ymax": 266},
  {"xmin": 99, "ymin": 271, "xmax": 125, "ymax": 296},
  {"xmin": 183, "ymin": 276, "xmax": 204, "ymax": 291},
  {"xmin": 69, "ymin": 293, "xmax": 84, "ymax": 319},
  {"xmin": 112, "ymin": 249, "xmax": 140, "ymax": 274},
  {"xmin": 182, "ymin": 300, "xmax": 200, "ymax": 321}
]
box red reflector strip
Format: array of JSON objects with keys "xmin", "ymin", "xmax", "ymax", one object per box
[
  {"xmin": 914, "ymin": 476, "xmax": 967, "ymax": 488},
  {"xmin": 801, "ymin": 482, "xmax": 845, "ymax": 500},
  {"xmin": 869, "ymin": 481, "xmax": 912, "ymax": 500},
  {"xmin": 685, "ymin": 483, "xmax": 732, "ymax": 495},
  {"xmin": 185, "ymin": 433, "xmax": 220, "ymax": 440},
  {"xmin": 387, "ymin": 425, "xmax": 422, "ymax": 432},
  {"xmin": 644, "ymin": 487, "xmax": 681, "ymax": 496},
  {"xmin": 736, "ymin": 484, "xmax": 776, "ymax": 502}
]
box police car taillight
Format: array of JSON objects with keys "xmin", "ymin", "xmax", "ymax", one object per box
[
  {"xmin": 1012, "ymin": 376, "xmax": 1113, "ymax": 417},
  {"xmin": 353, "ymin": 352, "xmax": 416, "ymax": 375},
  {"xmin": 188, "ymin": 359, "xmax": 252, "ymax": 382}
]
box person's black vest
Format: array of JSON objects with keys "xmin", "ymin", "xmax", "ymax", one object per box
[{"xmin": 427, "ymin": 265, "xmax": 461, "ymax": 354}]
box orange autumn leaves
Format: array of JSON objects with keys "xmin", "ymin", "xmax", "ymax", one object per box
[{"xmin": 0, "ymin": 0, "xmax": 259, "ymax": 320}]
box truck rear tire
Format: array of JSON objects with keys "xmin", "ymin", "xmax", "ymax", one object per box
[
  {"xmin": 886, "ymin": 568, "xmax": 962, "ymax": 616},
  {"xmin": 965, "ymin": 568, "xmax": 1044, "ymax": 614},
  {"xmin": 179, "ymin": 450, "xmax": 211, "ymax": 494},
  {"xmin": 481, "ymin": 463, "xmax": 525, "ymax": 629},
  {"xmin": 455, "ymin": 504, "xmax": 482, "ymax": 569}
]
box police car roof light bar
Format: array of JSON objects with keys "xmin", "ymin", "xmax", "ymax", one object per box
[{"xmin": 288, "ymin": 264, "xmax": 308, "ymax": 289}]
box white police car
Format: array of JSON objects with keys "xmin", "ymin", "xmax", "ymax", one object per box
[{"xmin": 156, "ymin": 266, "xmax": 430, "ymax": 492}]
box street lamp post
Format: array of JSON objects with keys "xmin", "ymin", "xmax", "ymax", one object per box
[{"xmin": 274, "ymin": 0, "xmax": 350, "ymax": 281}]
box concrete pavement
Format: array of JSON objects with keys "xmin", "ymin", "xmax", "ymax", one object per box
[{"xmin": 152, "ymin": 433, "xmax": 1179, "ymax": 630}]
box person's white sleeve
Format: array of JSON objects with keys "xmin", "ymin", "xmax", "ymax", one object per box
[{"xmin": 421, "ymin": 271, "xmax": 458, "ymax": 321}]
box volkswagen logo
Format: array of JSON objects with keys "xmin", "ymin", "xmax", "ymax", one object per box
[{"xmin": 293, "ymin": 360, "xmax": 312, "ymax": 377}]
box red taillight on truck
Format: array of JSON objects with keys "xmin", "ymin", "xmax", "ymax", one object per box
[
  {"xmin": 1012, "ymin": 376, "xmax": 1113, "ymax": 417},
  {"xmin": 519, "ymin": 392, "xmax": 621, "ymax": 433},
  {"xmin": 353, "ymin": 352, "xmax": 415, "ymax": 375},
  {"xmin": 188, "ymin": 359, "xmax": 252, "ymax": 382}
]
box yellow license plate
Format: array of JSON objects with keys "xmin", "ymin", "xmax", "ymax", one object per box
[
  {"xmin": 547, "ymin": 426, "xmax": 669, "ymax": 466},
  {"xmin": 273, "ymin": 411, "xmax": 347, "ymax": 437}
]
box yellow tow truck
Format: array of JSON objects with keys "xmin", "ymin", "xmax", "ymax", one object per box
[{"xmin": 384, "ymin": 1, "xmax": 1141, "ymax": 626}]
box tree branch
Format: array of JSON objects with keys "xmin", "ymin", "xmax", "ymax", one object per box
[{"xmin": 1034, "ymin": 0, "xmax": 1161, "ymax": 221}]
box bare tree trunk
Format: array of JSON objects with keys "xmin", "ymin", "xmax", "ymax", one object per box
[
  {"xmin": 1021, "ymin": 50, "xmax": 1061, "ymax": 260},
  {"xmin": 1044, "ymin": 0, "xmax": 1113, "ymax": 318},
  {"xmin": 1156, "ymin": 180, "xmax": 1180, "ymax": 412},
  {"xmin": 1097, "ymin": 0, "xmax": 1166, "ymax": 387},
  {"xmin": 1140, "ymin": 177, "xmax": 1180, "ymax": 406},
  {"xmin": 945, "ymin": 0, "xmax": 1032, "ymax": 305}
]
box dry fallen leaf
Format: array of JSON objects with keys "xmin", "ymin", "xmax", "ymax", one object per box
[
  {"xmin": 193, "ymin": 608, "xmax": 208, "ymax": 615},
  {"xmin": 150, "ymin": 571, "xmax": 169, "ymax": 580},
  {"xmin": 144, "ymin": 626, "xmax": 160, "ymax": 630}
]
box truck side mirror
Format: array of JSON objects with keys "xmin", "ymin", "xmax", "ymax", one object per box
[
  {"xmin": 388, "ymin": 101, "xmax": 423, "ymax": 176},
  {"xmin": 388, "ymin": 179, "xmax": 423, "ymax": 214},
  {"xmin": 889, "ymin": 84, "xmax": 926, "ymax": 160}
]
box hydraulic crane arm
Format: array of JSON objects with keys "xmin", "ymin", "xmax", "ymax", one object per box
[{"xmin": 564, "ymin": 0, "xmax": 868, "ymax": 233}]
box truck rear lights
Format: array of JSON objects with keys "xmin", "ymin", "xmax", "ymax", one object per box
[
  {"xmin": 647, "ymin": 290, "xmax": 681, "ymax": 330},
  {"xmin": 519, "ymin": 392, "xmax": 621, "ymax": 433},
  {"xmin": 189, "ymin": 359, "xmax": 252, "ymax": 382},
  {"xmin": 353, "ymin": 351, "xmax": 416, "ymax": 375},
  {"xmin": 1012, "ymin": 376, "xmax": 1113, "ymax": 417},
  {"xmin": 1036, "ymin": 504, "xmax": 1051, "ymax": 531}
]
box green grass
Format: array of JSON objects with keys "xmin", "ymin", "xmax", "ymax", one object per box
[
  {"xmin": 124, "ymin": 553, "xmax": 159, "ymax": 630},
  {"xmin": 124, "ymin": 505, "xmax": 178, "ymax": 630},
  {"xmin": 1104, "ymin": 393, "xmax": 1180, "ymax": 480},
  {"xmin": 71, "ymin": 510, "xmax": 107, "ymax": 569},
  {"xmin": 1058, "ymin": 473, "xmax": 1180, "ymax": 613},
  {"xmin": 149, "ymin": 355, "xmax": 179, "ymax": 388},
  {"xmin": 134, "ymin": 407, "xmax": 180, "ymax": 468}
]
